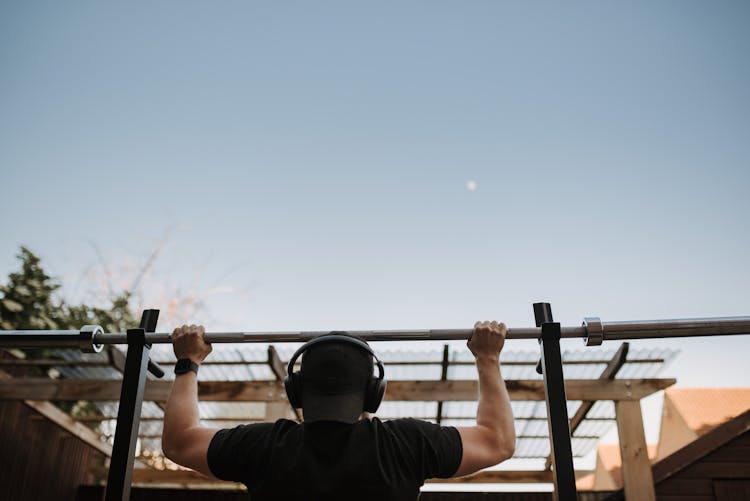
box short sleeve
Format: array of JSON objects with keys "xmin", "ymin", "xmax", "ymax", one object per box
[
  {"xmin": 207, "ymin": 423, "xmax": 274, "ymax": 482},
  {"xmin": 386, "ymin": 418, "xmax": 463, "ymax": 480}
]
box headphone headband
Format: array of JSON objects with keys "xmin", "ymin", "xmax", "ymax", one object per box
[{"xmin": 286, "ymin": 334, "xmax": 385, "ymax": 380}]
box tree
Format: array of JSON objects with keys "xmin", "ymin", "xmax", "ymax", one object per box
[
  {"xmin": 0, "ymin": 246, "xmax": 136, "ymax": 332},
  {"xmin": 0, "ymin": 247, "xmax": 66, "ymax": 330},
  {"xmin": 0, "ymin": 247, "xmax": 140, "ymax": 422}
]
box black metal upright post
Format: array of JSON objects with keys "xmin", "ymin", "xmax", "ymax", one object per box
[
  {"xmin": 534, "ymin": 302, "xmax": 577, "ymax": 501},
  {"xmin": 104, "ymin": 309, "xmax": 160, "ymax": 501}
]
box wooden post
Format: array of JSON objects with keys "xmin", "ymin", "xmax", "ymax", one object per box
[{"xmin": 615, "ymin": 400, "xmax": 655, "ymax": 501}]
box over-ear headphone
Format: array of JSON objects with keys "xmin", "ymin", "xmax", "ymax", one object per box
[{"xmin": 284, "ymin": 333, "xmax": 387, "ymax": 413}]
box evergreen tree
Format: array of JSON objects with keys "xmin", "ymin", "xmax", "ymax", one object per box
[
  {"xmin": 0, "ymin": 247, "xmax": 137, "ymax": 332},
  {"xmin": 0, "ymin": 247, "xmax": 66, "ymax": 330}
]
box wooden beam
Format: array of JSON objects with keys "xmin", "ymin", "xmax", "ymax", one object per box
[
  {"xmin": 107, "ymin": 346, "xmax": 128, "ymax": 373},
  {"xmin": 0, "ymin": 378, "xmax": 675, "ymax": 402},
  {"xmin": 76, "ymin": 414, "xmax": 616, "ymax": 423},
  {"xmin": 116, "ymin": 432, "xmax": 603, "ymax": 441},
  {"xmin": 0, "ymin": 359, "xmax": 112, "ymax": 367},
  {"xmin": 431, "ymin": 469, "xmax": 595, "ymax": 484},
  {"xmin": 21, "ymin": 399, "xmax": 113, "ymax": 457},
  {"xmin": 96, "ymin": 466, "xmax": 594, "ymax": 485},
  {"xmin": 570, "ymin": 343, "xmax": 629, "ymax": 430},
  {"xmin": 0, "ymin": 379, "xmax": 289, "ymax": 401},
  {"xmin": 0, "ymin": 367, "xmax": 113, "ymax": 457},
  {"xmin": 385, "ymin": 378, "xmax": 674, "ymax": 402},
  {"xmin": 91, "ymin": 467, "xmax": 225, "ymax": 487},
  {"xmin": 615, "ymin": 400, "xmax": 656, "ymax": 501}
]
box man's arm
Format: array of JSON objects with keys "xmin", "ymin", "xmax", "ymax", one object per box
[
  {"xmin": 453, "ymin": 321, "xmax": 516, "ymax": 477},
  {"xmin": 161, "ymin": 324, "xmax": 219, "ymax": 478}
]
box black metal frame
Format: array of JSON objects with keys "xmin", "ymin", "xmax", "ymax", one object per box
[
  {"xmin": 534, "ymin": 302, "xmax": 578, "ymax": 501},
  {"xmin": 104, "ymin": 309, "xmax": 164, "ymax": 501}
]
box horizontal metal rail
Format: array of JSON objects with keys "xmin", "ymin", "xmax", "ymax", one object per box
[
  {"xmin": 0, "ymin": 316, "xmax": 748, "ymax": 351},
  {"xmin": 0, "ymin": 357, "xmax": 666, "ymax": 367}
]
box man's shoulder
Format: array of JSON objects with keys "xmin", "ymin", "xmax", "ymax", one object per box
[
  {"xmin": 382, "ymin": 417, "xmax": 437, "ymax": 427},
  {"xmin": 381, "ymin": 417, "xmax": 445, "ymax": 434},
  {"xmin": 213, "ymin": 418, "xmax": 298, "ymax": 442}
]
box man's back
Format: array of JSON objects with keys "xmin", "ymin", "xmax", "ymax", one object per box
[
  {"xmin": 163, "ymin": 323, "xmax": 515, "ymax": 499},
  {"xmin": 207, "ymin": 417, "xmax": 463, "ymax": 501}
]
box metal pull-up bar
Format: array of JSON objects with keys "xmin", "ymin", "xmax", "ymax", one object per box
[{"xmin": 1, "ymin": 315, "xmax": 749, "ymax": 353}]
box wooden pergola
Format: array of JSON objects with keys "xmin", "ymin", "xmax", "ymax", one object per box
[{"xmin": 0, "ymin": 342, "xmax": 675, "ymax": 499}]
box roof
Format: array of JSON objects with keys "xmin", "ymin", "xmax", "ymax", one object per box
[
  {"xmin": 652, "ymin": 407, "xmax": 750, "ymax": 483},
  {"xmin": 587, "ymin": 387, "xmax": 750, "ymax": 491},
  {"xmin": 603, "ymin": 408, "xmax": 750, "ymax": 500},
  {"xmin": 664, "ymin": 387, "xmax": 750, "ymax": 435}
]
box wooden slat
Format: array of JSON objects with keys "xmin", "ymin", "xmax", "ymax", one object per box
[
  {"xmin": 680, "ymin": 461, "xmax": 750, "ymax": 478},
  {"xmin": 655, "ymin": 478, "xmax": 715, "ymax": 495},
  {"xmin": 654, "ymin": 496, "xmax": 714, "ymax": 501},
  {"xmin": 0, "ymin": 378, "xmax": 675, "ymax": 402},
  {"xmin": 702, "ymin": 444, "xmax": 750, "ymax": 463},
  {"xmin": 615, "ymin": 400, "xmax": 656, "ymax": 501},
  {"xmin": 713, "ymin": 479, "xmax": 750, "ymax": 500}
]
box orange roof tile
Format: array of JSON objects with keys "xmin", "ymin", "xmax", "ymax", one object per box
[{"xmin": 665, "ymin": 388, "xmax": 750, "ymax": 436}]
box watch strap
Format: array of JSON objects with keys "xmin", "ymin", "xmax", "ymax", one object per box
[{"xmin": 174, "ymin": 358, "xmax": 200, "ymax": 375}]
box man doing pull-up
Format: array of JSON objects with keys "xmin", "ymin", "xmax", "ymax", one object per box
[{"xmin": 162, "ymin": 321, "xmax": 515, "ymax": 500}]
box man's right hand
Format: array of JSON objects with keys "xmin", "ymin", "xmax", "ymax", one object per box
[
  {"xmin": 172, "ymin": 324, "xmax": 212, "ymax": 364},
  {"xmin": 467, "ymin": 321, "xmax": 507, "ymax": 363}
]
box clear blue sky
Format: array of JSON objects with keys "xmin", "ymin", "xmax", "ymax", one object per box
[{"xmin": 1, "ymin": 0, "xmax": 748, "ymax": 404}]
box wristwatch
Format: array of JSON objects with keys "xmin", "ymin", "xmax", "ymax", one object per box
[{"xmin": 174, "ymin": 358, "xmax": 200, "ymax": 376}]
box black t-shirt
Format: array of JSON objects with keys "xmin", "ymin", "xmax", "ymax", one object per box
[{"xmin": 207, "ymin": 417, "xmax": 463, "ymax": 501}]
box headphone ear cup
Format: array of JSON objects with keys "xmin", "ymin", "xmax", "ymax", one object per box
[
  {"xmin": 363, "ymin": 377, "xmax": 387, "ymax": 413},
  {"xmin": 285, "ymin": 372, "xmax": 302, "ymax": 409}
]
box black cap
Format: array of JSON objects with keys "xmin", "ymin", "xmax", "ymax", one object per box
[{"xmin": 300, "ymin": 335, "xmax": 373, "ymax": 423}]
